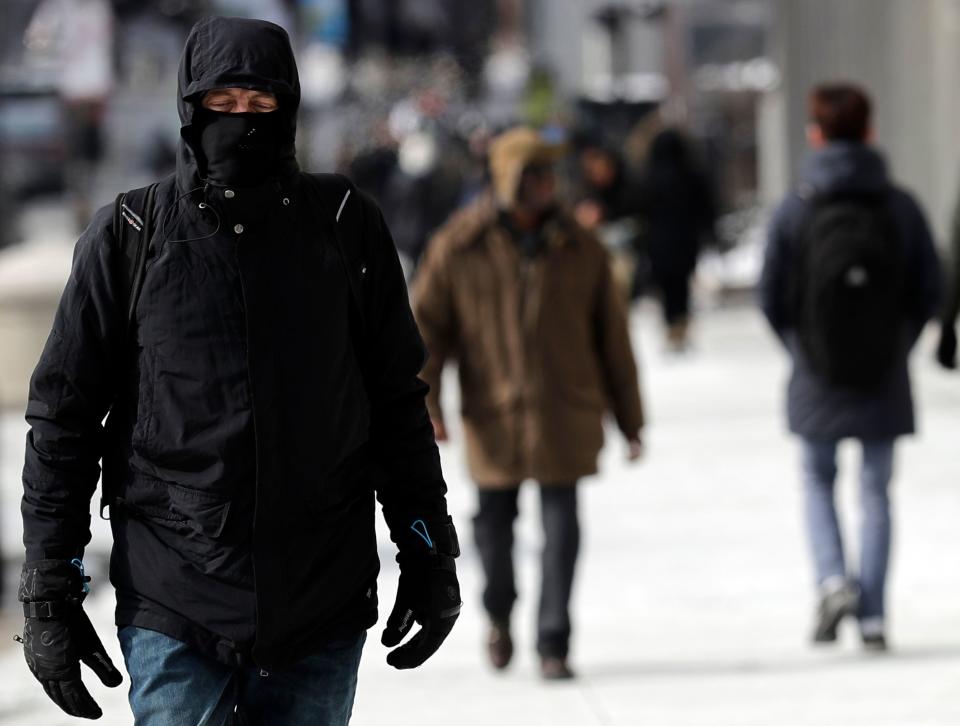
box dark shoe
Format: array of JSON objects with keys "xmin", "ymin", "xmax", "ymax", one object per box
[
  {"xmin": 861, "ymin": 633, "xmax": 888, "ymax": 652},
  {"xmin": 665, "ymin": 321, "xmax": 691, "ymax": 354},
  {"xmin": 540, "ymin": 656, "xmax": 575, "ymax": 680},
  {"xmin": 487, "ymin": 621, "xmax": 513, "ymax": 670},
  {"xmin": 860, "ymin": 618, "xmax": 888, "ymax": 653},
  {"xmin": 812, "ymin": 580, "xmax": 859, "ymax": 643}
]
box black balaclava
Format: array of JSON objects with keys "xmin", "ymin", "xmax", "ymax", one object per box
[
  {"xmin": 192, "ymin": 107, "xmax": 290, "ymax": 187},
  {"xmin": 176, "ymin": 17, "xmax": 301, "ymax": 192}
]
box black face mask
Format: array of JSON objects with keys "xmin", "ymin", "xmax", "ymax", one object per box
[{"xmin": 193, "ymin": 109, "xmax": 288, "ymax": 187}]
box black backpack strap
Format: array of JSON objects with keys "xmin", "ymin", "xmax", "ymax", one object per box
[
  {"xmin": 113, "ymin": 182, "xmax": 159, "ymax": 333},
  {"xmin": 303, "ymin": 172, "xmax": 376, "ymax": 396},
  {"xmin": 305, "ymin": 172, "xmax": 368, "ymax": 333},
  {"xmin": 103, "ymin": 182, "xmax": 158, "ymax": 521},
  {"xmin": 796, "ymin": 181, "xmax": 817, "ymax": 203},
  {"xmin": 798, "ymin": 183, "xmax": 893, "ymax": 212}
]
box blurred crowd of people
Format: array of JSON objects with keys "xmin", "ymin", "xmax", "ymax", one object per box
[
  {"xmin": 2, "ymin": 0, "xmax": 721, "ymax": 350},
  {"xmin": 345, "ymin": 112, "xmax": 720, "ymax": 351}
]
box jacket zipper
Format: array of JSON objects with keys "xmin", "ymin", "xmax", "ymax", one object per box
[{"xmin": 236, "ymin": 237, "xmax": 263, "ymax": 671}]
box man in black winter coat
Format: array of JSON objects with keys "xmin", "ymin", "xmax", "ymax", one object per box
[
  {"xmin": 18, "ymin": 17, "xmax": 460, "ymax": 724},
  {"xmin": 759, "ymin": 83, "xmax": 940, "ymax": 652}
]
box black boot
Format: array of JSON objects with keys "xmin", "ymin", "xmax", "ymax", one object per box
[
  {"xmin": 540, "ymin": 656, "xmax": 575, "ymax": 680},
  {"xmin": 487, "ymin": 619, "xmax": 513, "ymax": 670}
]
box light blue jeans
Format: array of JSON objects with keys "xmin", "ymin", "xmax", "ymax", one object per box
[
  {"xmin": 119, "ymin": 626, "xmax": 365, "ymax": 726},
  {"xmin": 801, "ymin": 438, "xmax": 895, "ymax": 623}
]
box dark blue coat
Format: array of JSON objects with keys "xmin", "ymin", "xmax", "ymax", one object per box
[{"xmin": 759, "ymin": 143, "xmax": 941, "ymax": 440}]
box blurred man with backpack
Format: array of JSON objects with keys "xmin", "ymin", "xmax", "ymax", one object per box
[{"xmin": 759, "ymin": 83, "xmax": 941, "ymax": 651}]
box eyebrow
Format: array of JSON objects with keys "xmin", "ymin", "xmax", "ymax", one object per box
[{"xmin": 205, "ymin": 92, "xmax": 276, "ymax": 102}]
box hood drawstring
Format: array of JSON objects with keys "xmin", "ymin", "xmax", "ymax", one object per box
[{"xmin": 159, "ymin": 185, "xmax": 222, "ymax": 246}]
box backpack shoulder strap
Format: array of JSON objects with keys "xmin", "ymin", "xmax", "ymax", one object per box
[
  {"xmin": 310, "ymin": 172, "xmax": 357, "ymax": 223},
  {"xmin": 303, "ymin": 172, "xmax": 376, "ymax": 392},
  {"xmin": 304, "ymin": 173, "xmax": 368, "ymax": 329},
  {"xmin": 800, "ymin": 183, "xmax": 893, "ymax": 209},
  {"xmin": 796, "ymin": 181, "xmax": 817, "ymax": 203},
  {"xmin": 307, "ymin": 172, "xmax": 353, "ymax": 216},
  {"xmin": 112, "ymin": 182, "xmax": 159, "ymax": 331},
  {"xmin": 103, "ymin": 182, "xmax": 157, "ymax": 521}
]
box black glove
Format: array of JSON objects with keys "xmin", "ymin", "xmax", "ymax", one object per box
[
  {"xmin": 937, "ymin": 323, "xmax": 957, "ymax": 369},
  {"xmin": 381, "ymin": 519, "xmax": 462, "ymax": 669},
  {"xmin": 18, "ymin": 560, "xmax": 123, "ymax": 720}
]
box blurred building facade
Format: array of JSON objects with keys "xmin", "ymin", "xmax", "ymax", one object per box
[
  {"xmin": 4, "ymin": 0, "xmax": 960, "ymax": 235},
  {"xmin": 525, "ymin": 0, "xmax": 960, "ymax": 244},
  {"xmin": 763, "ymin": 0, "xmax": 960, "ymax": 242}
]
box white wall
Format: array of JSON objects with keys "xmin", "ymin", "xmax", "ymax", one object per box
[{"xmin": 765, "ymin": 0, "xmax": 960, "ymax": 244}]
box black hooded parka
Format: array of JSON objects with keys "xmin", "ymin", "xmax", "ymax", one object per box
[{"xmin": 21, "ymin": 17, "xmax": 450, "ymax": 670}]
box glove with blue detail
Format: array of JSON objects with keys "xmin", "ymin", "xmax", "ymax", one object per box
[
  {"xmin": 382, "ymin": 518, "xmax": 462, "ymax": 669},
  {"xmin": 18, "ymin": 559, "xmax": 123, "ymax": 720}
]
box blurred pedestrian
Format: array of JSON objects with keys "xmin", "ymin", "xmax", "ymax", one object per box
[
  {"xmin": 19, "ymin": 17, "xmax": 460, "ymax": 724},
  {"xmin": 26, "ymin": 0, "xmax": 115, "ymax": 229},
  {"xmin": 573, "ymin": 141, "xmax": 643, "ymax": 302},
  {"xmin": 413, "ymin": 126, "xmax": 644, "ymax": 680},
  {"xmin": 636, "ymin": 128, "xmax": 717, "ymax": 352},
  {"xmin": 935, "ymin": 186, "xmax": 960, "ymax": 369},
  {"xmin": 759, "ymin": 83, "xmax": 941, "ymax": 651},
  {"xmin": 348, "ymin": 116, "xmax": 470, "ymax": 281}
]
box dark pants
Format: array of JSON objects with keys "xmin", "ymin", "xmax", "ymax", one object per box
[
  {"xmin": 473, "ymin": 483, "xmax": 580, "ymax": 658},
  {"xmin": 656, "ymin": 271, "xmax": 691, "ymax": 325}
]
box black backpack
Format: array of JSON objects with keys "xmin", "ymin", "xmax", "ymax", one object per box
[{"xmin": 792, "ymin": 188, "xmax": 904, "ymax": 389}]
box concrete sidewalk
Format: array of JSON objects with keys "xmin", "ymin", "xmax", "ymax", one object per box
[{"xmin": 1, "ymin": 303, "xmax": 959, "ymax": 725}]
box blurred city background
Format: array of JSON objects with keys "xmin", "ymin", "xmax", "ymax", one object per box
[{"xmin": 1, "ymin": 1, "xmax": 959, "ymax": 724}]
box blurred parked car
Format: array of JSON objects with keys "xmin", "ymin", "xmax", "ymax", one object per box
[{"xmin": 0, "ymin": 86, "xmax": 67, "ymax": 201}]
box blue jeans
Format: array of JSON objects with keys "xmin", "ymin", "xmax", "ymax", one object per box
[
  {"xmin": 801, "ymin": 438, "xmax": 895, "ymax": 622},
  {"xmin": 119, "ymin": 626, "xmax": 365, "ymax": 726}
]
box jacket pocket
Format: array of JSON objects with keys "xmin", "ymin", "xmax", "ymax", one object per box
[{"xmin": 115, "ymin": 473, "xmax": 231, "ymax": 541}]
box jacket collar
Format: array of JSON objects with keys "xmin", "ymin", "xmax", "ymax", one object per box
[
  {"xmin": 200, "ymin": 173, "xmax": 300, "ymax": 228},
  {"xmin": 799, "ymin": 142, "xmax": 890, "ymax": 196},
  {"xmin": 175, "ymin": 148, "xmax": 300, "ymax": 199},
  {"xmin": 166, "ymin": 173, "xmax": 300, "ymax": 239}
]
